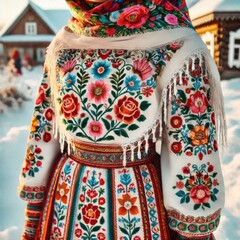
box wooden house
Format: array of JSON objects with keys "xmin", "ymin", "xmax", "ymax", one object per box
[
  {"xmin": 189, "ymin": 0, "xmax": 240, "ymax": 79},
  {"xmin": 0, "ymin": 1, "xmax": 70, "ymax": 65}
]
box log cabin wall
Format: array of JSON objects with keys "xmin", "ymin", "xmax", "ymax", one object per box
[{"xmin": 193, "ymin": 15, "xmax": 240, "ymax": 79}]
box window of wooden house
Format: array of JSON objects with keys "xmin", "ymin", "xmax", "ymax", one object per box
[
  {"xmin": 25, "ymin": 22, "xmax": 37, "ymax": 35},
  {"xmin": 36, "ymin": 48, "xmax": 46, "ymax": 62},
  {"xmin": 201, "ymin": 32, "xmax": 214, "ymax": 57},
  {"xmin": 229, "ymin": 29, "xmax": 240, "ymax": 68}
]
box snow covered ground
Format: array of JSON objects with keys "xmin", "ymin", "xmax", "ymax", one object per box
[{"xmin": 0, "ymin": 66, "xmax": 240, "ymax": 239}]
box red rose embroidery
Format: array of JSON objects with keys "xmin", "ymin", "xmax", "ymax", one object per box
[
  {"xmin": 171, "ymin": 142, "xmax": 182, "ymax": 154},
  {"xmin": 34, "ymin": 147, "xmax": 42, "ymax": 154},
  {"xmin": 190, "ymin": 185, "xmax": 210, "ymax": 204},
  {"xmin": 82, "ymin": 203, "xmax": 101, "ymax": 225},
  {"xmin": 43, "ymin": 132, "xmax": 51, "ymax": 142},
  {"xmin": 60, "ymin": 93, "xmax": 80, "ymax": 120},
  {"xmin": 207, "ymin": 164, "xmax": 214, "ymax": 173},
  {"xmin": 79, "ymin": 194, "xmax": 85, "ymax": 202},
  {"xmin": 36, "ymin": 161, "xmax": 42, "ymax": 167},
  {"xmin": 163, "ymin": 2, "xmax": 177, "ymax": 11},
  {"xmin": 117, "ymin": 5, "xmax": 150, "ymax": 29},
  {"xmin": 45, "ymin": 108, "xmax": 54, "ymax": 121},
  {"xmin": 176, "ymin": 181, "xmax": 184, "ymax": 189},
  {"xmin": 85, "ymin": 59, "xmax": 93, "ymax": 68},
  {"xmin": 97, "ymin": 232, "xmax": 106, "ymax": 240},
  {"xmin": 87, "ymin": 189, "xmax": 98, "ymax": 199},
  {"xmin": 98, "ymin": 197, "xmax": 105, "ymax": 205},
  {"xmin": 75, "ymin": 228, "xmax": 82, "ymax": 238},
  {"xmin": 105, "ymin": 27, "xmax": 116, "ymax": 36},
  {"xmin": 186, "ymin": 91, "xmax": 208, "ymax": 114},
  {"xmin": 182, "ymin": 166, "xmax": 190, "ymax": 174},
  {"xmin": 170, "ymin": 116, "xmax": 182, "ymax": 128},
  {"xmin": 114, "ymin": 96, "xmax": 141, "ymax": 124}
]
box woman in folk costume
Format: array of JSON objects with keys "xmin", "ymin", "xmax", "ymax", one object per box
[{"xmin": 19, "ymin": 0, "xmax": 226, "ymax": 239}]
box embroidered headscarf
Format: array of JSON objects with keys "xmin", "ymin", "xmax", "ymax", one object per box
[{"xmin": 65, "ymin": 0, "xmax": 193, "ymax": 37}]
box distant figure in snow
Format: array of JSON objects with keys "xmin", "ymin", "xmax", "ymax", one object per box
[
  {"xmin": 8, "ymin": 49, "xmax": 22, "ymax": 76},
  {"xmin": 23, "ymin": 53, "xmax": 33, "ymax": 71}
]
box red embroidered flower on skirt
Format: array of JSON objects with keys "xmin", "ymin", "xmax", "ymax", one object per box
[
  {"xmin": 82, "ymin": 203, "xmax": 101, "ymax": 225},
  {"xmin": 97, "ymin": 232, "xmax": 106, "ymax": 240},
  {"xmin": 87, "ymin": 189, "xmax": 98, "ymax": 199}
]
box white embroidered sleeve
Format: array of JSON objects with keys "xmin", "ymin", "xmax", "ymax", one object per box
[
  {"xmin": 160, "ymin": 54, "xmax": 225, "ymax": 238},
  {"xmin": 18, "ymin": 66, "xmax": 60, "ymax": 203}
]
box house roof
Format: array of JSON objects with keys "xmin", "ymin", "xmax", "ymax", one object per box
[
  {"xmin": 189, "ymin": 0, "xmax": 240, "ymax": 20},
  {"xmin": 0, "ymin": 0, "xmax": 71, "ymax": 37}
]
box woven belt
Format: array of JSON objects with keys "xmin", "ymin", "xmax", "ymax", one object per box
[{"xmin": 69, "ymin": 140, "xmax": 157, "ymax": 168}]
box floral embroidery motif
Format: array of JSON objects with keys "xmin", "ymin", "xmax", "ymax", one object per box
[
  {"xmin": 168, "ymin": 209, "xmax": 221, "ymax": 236},
  {"xmin": 29, "ymin": 69, "xmax": 54, "ymax": 142},
  {"xmin": 76, "ymin": 170, "xmax": 106, "ymax": 239},
  {"xmin": 19, "ymin": 185, "xmax": 45, "ymax": 202},
  {"xmin": 57, "ymin": 44, "xmax": 182, "ymax": 142},
  {"xmin": 173, "ymin": 163, "xmax": 220, "ymax": 210},
  {"xmin": 22, "ymin": 145, "xmax": 44, "ymax": 178},
  {"xmin": 50, "ymin": 160, "xmax": 76, "ymax": 239},
  {"xmin": 140, "ymin": 165, "xmax": 161, "ymax": 239},
  {"xmin": 66, "ymin": 1, "xmax": 193, "ymax": 37},
  {"xmin": 168, "ymin": 60, "xmax": 218, "ymax": 160},
  {"xmin": 117, "ymin": 169, "xmax": 141, "ymax": 239}
]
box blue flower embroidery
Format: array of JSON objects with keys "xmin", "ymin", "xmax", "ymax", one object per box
[
  {"xmin": 109, "ymin": 11, "xmax": 120, "ymax": 22},
  {"xmin": 146, "ymin": 78, "xmax": 156, "ymax": 89},
  {"xmin": 91, "ymin": 61, "xmax": 111, "ymax": 80},
  {"xmin": 64, "ymin": 73, "xmax": 76, "ymax": 88},
  {"xmin": 125, "ymin": 75, "xmax": 141, "ymax": 92}
]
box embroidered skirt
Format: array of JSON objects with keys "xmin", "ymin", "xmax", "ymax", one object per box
[{"xmin": 36, "ymin": 141, "xmax": 171, "ymax": 240}]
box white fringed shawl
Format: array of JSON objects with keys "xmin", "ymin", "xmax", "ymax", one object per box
[{"xmin": 45, "ymin": 26, "xmax": 227, "ymax": 165}]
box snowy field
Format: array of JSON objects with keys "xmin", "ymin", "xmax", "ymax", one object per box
[{"xmin": 0, "ymin": 66, "xmax": 240, "ymax": 239}]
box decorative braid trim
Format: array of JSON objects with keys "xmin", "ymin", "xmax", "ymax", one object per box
[
  {"xmin": 18, "ymin": 185, "xmax": 45, "ymax": 202},
  {"xmin": 167, "ymin": 209, "xmax": 221, "ymax": 238},
  {"xmin": 22, "ymin": 202, "xmax": 43, "ymax": 239}
]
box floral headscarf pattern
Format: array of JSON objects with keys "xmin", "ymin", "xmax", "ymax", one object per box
[{"xmin": 65, "ymin": 0, "xmax": 193, "ymax": 37}]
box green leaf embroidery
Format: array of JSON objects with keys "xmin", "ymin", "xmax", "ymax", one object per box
[
  {"xmin": 140, "ymin": 101, "xmax": 151, "ymax": 111},
  {"xmin": 203, "ymin": 202, "xmax": 210, "ymax": 208},
  {"xmin": 132, "ymin": 227, "xmax": 141, "ymax": 235},
  {"xmin": 119, "ymin": 227, "xmax": 129, "ymax": 235},
  {"xmin": 176, "ymin": 190, "xmax": 185, "ymax": 198},
  {"xmin": 80, "ymin": 222, "xmax": 88, "ymax": 231},
  {"xmin": 194, "ymin": 204, "xmax": 201, "ymax": 210},
  {"xmin": 176, "ymin": 174, "xmax": 183, "ymax": 180},
  {"xmin": 137, "ymin": 114, "xmax": 146, "ymax": 122},
  {"xmin": 128, "ymin": 124, "xmax": 139, "ymax": 131},
  {"xmin": 102, "ymin": 118, "xmax": 110, "ymax": 131},
  {"xmin": 81, "ymin": 117, "xmax": 89, "ymax": 129}
]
